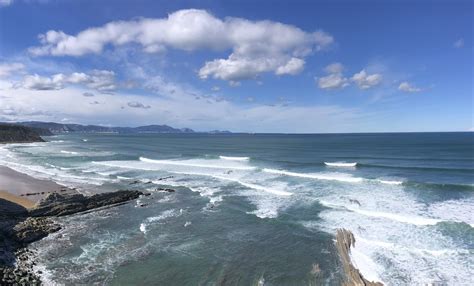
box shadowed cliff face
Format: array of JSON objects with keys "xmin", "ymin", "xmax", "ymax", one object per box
[{"xmin": 0, "ymin": 124, "xmax": 45, "ymax": 143}]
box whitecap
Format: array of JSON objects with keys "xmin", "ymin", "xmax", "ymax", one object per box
[
  {"xmin": 324, "ymin": 162, "xmax": 357, "ymax": 167},
  {"xmin": 60, "ymin": 150, "xmax": 79, "ymax": 155},
  {"xmin": 139, "ymin": 157, "xmax": 255, "ymax": 170},
  {"xmin": 219, "ymin": 155, "xmax": 250, "ymax": 161},
  {"xmin": 263, "ymin": 168, "xmax": 363, "ymax": 183}
]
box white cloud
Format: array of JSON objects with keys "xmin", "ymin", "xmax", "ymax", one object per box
[
  {"xmin": 0, "ymin": 0, "xmax": 13, "ymax": 7},
  {"xmin": 275, "ymin": 58, "xmax": 305, "ymax": 75},
  {"xmin": 317, "ymin": 73, "xmax": 348, "ymax": 89},
  {"xmin": 127, "ymin": 101, "xmax": 151, "ymax": 109},
  {"xmin": 324, "ymin": 62, "xmax": 344, "ymax": 74},
  {"xmin": 15, "ymin": 70, "xmax": 116, "ymax": 92},
  {"xmin": 351, "ymin": 69, "xmax": 382, "ymax": 89},
  {"xmin": 29, "ymin": 9, "xmax": 333, "ymax": 82},
  {"xmin": 453, "ymin": 38, "xmax": 464, "ymax": 48},
  {"xmin": 0, "ymin": 62, "xmax": 25, "ymax": 77},
  {"xmin": 0, "ymin": 75, "xmax": 365, "ymax": 133},
  {"xmin": 398, "ymin": 81, "xmax": 421, "ymax": 93},
  {"xmin": 316, "ymin": 62, "xmax": 348, "ymax": 90}
]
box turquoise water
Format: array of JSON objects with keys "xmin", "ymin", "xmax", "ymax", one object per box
[{"xmin": 1, "ymin": 133, "xmax": 473, "ymax": 285}]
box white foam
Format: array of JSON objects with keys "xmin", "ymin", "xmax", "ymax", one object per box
[
  {"xmin": 319, "ymin": 200, "xmax": 441, "ymax": 226},
  {"xmin": 350, "ymin": 246, "xmax": 385, "ymax": 283},
  {"xmin": 139, "ymin": 157, "xmax": 255, "ymax": 170},
  {"xmin": 82, "ymin": 139, "xmax": 88, "ymax": 142},
  {"xmin": 60, "ymin": 150, "xmax": 79, "ymax": 155},
  {"xmin": 219, "ymin": 155, "xmax": 250, "ymax": 161},
  {"xmin": 428, "ymin": 198, "xmax": 474, "ymax": 226},
  {"xmin": 324, "ymin": 162, "xmax": 357, "ymax": 167},
  {"xmin": 263, "ymin": 168, "xmax": 363, "ymax": 183},
  {"xmin": 377, "ymin": 179, "xmax": 403, "ymax": 185},
  {"xmin": 176, "ymin": 171, "xmax": 292, "ymax": 197},
  {"xmin": 139, "ymin": 223, "xmax": 147, "ymax": 234},
  {"xmin": 140, "ymin": 209, "xmax": 180, "ymax": 234}
]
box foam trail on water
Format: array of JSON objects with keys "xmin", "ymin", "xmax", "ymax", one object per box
[
  {"xmin": 377, "ymin": 179, "xmax": 403, "ymax": 185},
  {"xmin": 263, "ymin": 168, "xmax": 363, "ymax": 183},
  {"xmin": 60, "ymin": 150, "xmax": 79, "ymax": 155},
  {"xmin": 318, "ymin": 200, "xmax": 442, "ymax": 226},
  {"xmin": 172, "ymin": 171, "xmax": 292, "ymax": 196},
  {"xmin": 219, "ymin": 156, "xmax": 250, "ymax": 161},
  {"xmin": 140, "ymin": 157, "xmax": 255, "ymax": 170},
  {"xmin": 324, "ymin": 162, "xmax": 357, "ymax": 167}
]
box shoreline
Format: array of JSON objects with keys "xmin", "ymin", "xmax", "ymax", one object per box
[
  {"xmin": 0, "ymin": 164, "xmax": 144, "ymax": 285},
  {"xmin": 0, "ymin": 166, "xmax": 77, "ymax": 207}
]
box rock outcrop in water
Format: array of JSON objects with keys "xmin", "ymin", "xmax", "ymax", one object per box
[
  {"xmin": 335, "ymin": 229, "xmax": 383, "ymax": 286},
  {"xmin": 30, "ymin": 190, "xmax": 143, "ymax": 217}
]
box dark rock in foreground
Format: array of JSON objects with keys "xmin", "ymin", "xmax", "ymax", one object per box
[
  {"xmin": 30, "ymin": 190, "xmax": 143, "ymax": 217},
  {"xmin": 1, "ymin": 189, "xmax": 143, "ymax": 285},
  {"xmin": 335, "ymin": 229, "xmax": 383, "ymax": 286},
  {"xmin": 12, "ymin": 217, "xmax": 61, "ymax": 244}
]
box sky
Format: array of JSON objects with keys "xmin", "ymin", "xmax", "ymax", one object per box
[{"xmin": 0, "ymin": 0, "xmax": 472, "ymax": 133}]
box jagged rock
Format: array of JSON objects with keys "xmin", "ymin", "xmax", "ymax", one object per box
[
  {"xmin": 335, "ymin": 229, "xmax": 383, "ymax": 286},
  {"xmin": 156, "ymin": 188, "xmax": 175, "ymax": 193},
  {"xmin": 29, "ymin": 190, "xmax": 143, "ymax": 217},
  {"xmin": 11, "ymin": 217, "xmax": 61, "ymax": 244}
]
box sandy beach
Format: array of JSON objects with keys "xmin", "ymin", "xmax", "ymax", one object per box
[{"xmin": 0, "ymin": 166, "xmax": 74, "ymax": 209}]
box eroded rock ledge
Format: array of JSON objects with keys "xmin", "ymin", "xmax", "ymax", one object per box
[
  {"xmin": 1, "ymin": 190, "xmax": 143, "ymax": 285},
  {"xmin": 30, "ymin": 190, "xmax": 143, "ymax": 217},
  {"xmin": 335, "ymin": 228, "xmax": 383, "ymax": 286}
]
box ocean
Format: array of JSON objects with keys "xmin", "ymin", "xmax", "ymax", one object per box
[{"xmin": 1, "ymin": 133, "xmax": 473, "ymax": 285}]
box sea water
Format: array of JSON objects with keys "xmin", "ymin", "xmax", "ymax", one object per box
[{"xmin": 0, "ymin": 133, "xmax": 473, "ymax": 285}]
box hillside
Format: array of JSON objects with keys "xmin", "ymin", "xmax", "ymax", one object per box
[
  {"xmin": 18, "ymin": 121, "xmax": 197, "ymax": 134},
  {"xmin": 0, "ymin": 124, "xmax": 47, "ymax": 143}
]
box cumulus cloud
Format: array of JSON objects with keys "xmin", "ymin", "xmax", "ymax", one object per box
[
  {"xmin": 453, "ymin": 38, "xmax": 464, "ymax": 48},
  {"xmin": 0, "ymin": 62, "xmax": 25, "ymax": 77},
  {"xmin": 127, "ymin": 101, "xmax": 151, "ymax": 109},
  {"xmin": 317, "ymin": 73, "xmax": 348, "ymax": 89},
  {"xmin": 83, "ymin": 92, "xmax": 95, "ymax": 97},
  {"xmin": 15, "ymin": 70, "xmax": 116, "ymax": 92},
  {"xmin": 29, "ymin": 9, "xmax": 333, "ymax": 82},
  {"xmin": 316, "ymin": 62, "xmax": 348, "ymax": 89},
  {"xmin": 351, "ymin": 69, "xmax": 382, "ymax": 89},
  {"xmin": 398, "ymin": 81, "xmax": 421, "ymax": 93}
]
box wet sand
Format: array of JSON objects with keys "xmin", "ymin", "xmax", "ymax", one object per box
[{"xmin": 0, "ymin": 166, "xmax": 75, "ymax": 209}]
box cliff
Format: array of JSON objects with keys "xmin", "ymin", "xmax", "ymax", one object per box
[
  {"xmin": 0, "ymin": 124, "xmax": 47, "ymax": 143},
  {"xmin": 335, "ymin": 229, "xmax": 384, "ymax": 286}
]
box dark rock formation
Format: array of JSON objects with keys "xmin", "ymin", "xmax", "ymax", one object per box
[
  {"xmin": 30, "ymin": 190, "xmax": 143, "ymax": 217},
  {"xmin": 11, "ymin": 217, "xmax": 61, "ymax": 244},
  {"xmin": 156, "ymin": 187, "xmax": 175, "ymax": 193},
  {"xmin": 0, "ymin": 124, "xmax": 46, "ymax": 143},
  {"xmin": 335, "ymin": 229, "xmax": 383, "ymax": 286},
  {"xmin": 1, "ymin": 189, "xmax": 143, "ymax": 285}
]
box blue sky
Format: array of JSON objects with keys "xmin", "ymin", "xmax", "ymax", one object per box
[{"xmin": 0, "ymin": 0, "xmax": 472, "ymax": 132}]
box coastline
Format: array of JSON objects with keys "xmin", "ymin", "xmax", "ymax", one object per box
[
  {"xmin": 0, "ymin": 165, "xmax": 384, "ymax": 285},
  {"xmin": 0, "ymin": 164, "xmax": 144, "ymax": 285},
  {"xmin": 0, "ymin": 166, "xmax": 77, "ymax": 208}
]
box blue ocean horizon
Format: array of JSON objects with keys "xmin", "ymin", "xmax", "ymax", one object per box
[{"xmin": 1, "ymin": 132, "xmax": 472, "ymax": 285}]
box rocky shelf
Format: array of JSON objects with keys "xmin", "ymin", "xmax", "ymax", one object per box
[{"xmin": 0, "ymin": 190, "xmax": 144, "ymax": 285}]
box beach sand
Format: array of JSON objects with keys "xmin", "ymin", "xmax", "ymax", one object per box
[{"xmin": 0, "ymin": 166, "xmax": 74, "ymax": 209}]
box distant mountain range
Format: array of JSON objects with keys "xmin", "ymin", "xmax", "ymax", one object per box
[{"xmin": 13, "ymin": 121, "xmax": 231, "ymax": 134}]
